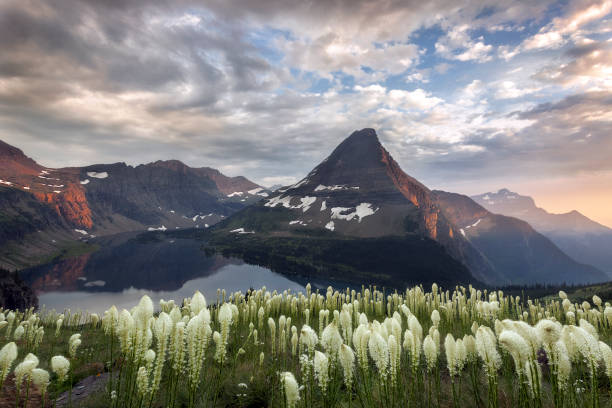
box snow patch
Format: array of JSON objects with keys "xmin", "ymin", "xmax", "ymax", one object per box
[
  {"xmin": 170, "ymin": 210, "xmax": 175, "ymax": 214},
  {"xmin": 482, "ymin": 195, "xmax": 490, "ymax": 200},
  {"xmin": 320, "ymin": 201, "xmax": 327, "ymax": 211},
  {"xmin": 53, "ymin": 190, "xmax": 62, "ymax": 193},
  {"xmin": 298, "ymin": 196, "xmax": 316, "ymax": 212},
  {"xmin": 325, "ymin": 221, "xmax": 335, "ymax": 231},
  {"xmin": 0, "ymin": 180, "xmax": 12, "ymax": 185},
  {"xmin": 84, "ymin": 280, "xmax": 106, "ymax": 287},
  {"xmin": 23, "ymin": 186, "xmax": 30, "ymax": 190},
  {"xmin": 147, "ymin": 225, "xmax": 168, "ymax": 232},
  {"xmin": 230, "ymin": 228, "xmax": 255, "ymax": 234},
  {"xmin": 460, "ymin": 229, "xmax": 466, "ymax": 237},
  {"xmin": 80, "ymin": 179, "xmax": 90, "ymax": 185},
  {"xmin": 264, "ymin": 195, "xmax": 316, "ymax": 212},
  {"xmin": 248, "ymin": 187, "xmax": 264, "ymax": 195},
  {"xmin": 330, "ymin": 203, "xmax": 378, "ymax": 223},
  {"xmin": 227, "ymin": 192, "xmax": 243, "ymax": 197},
  {"xmin": 314, "ymin": 184, "xmax": 359, "ymax": 192},
  {"xmin": 74, "ymin": 229, "xmax": 88, "ymax": 235},
  {"xmin": 465, "ymin": 219, "xmax": 482, "ymax": 229},
  {"xmin": 265, "ymin": 195, "xmax": 294, "ymax": 208},
  {"xmin": 289, "ymin": 220, "xmax": 307, "ymax": 226},
  {"xmin": 87, "ymin": 171, "xmax": 109, "ymax": 179}
]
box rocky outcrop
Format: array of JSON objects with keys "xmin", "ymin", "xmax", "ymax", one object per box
[
  {"xmin": 0, "ymin": 139, "xmax": 264, "ymax": 270},
  {"xmin": 0, "ymin": 269, "xmax": 38, "ymax": 310}
]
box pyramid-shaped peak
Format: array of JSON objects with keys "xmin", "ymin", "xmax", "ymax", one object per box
[{"xmin": 345, "ymin": 128, "xmax": 379, "ymax": 142}]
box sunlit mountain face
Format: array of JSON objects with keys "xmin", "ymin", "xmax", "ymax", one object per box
[{"xmin": 0, "ymin": 0, "xmax": 610, "ymax": 228}]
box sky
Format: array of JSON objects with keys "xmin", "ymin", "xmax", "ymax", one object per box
[{"xmin": 0, "ymin": 0, "xmax": 611, "ymax": 226}]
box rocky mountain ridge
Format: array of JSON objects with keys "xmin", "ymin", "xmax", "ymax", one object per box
[
  {"xmin": 212, "ymin": 128, "xmax": 607, "ymax": 286},
  {"xmin": 0, "ymin": 140, "xmax": 267, "ymax": 270}
]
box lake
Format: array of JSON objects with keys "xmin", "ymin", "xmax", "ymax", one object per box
[{"xmin": 20, "ymin": 232, "xmax": 308, "ymax": 313}]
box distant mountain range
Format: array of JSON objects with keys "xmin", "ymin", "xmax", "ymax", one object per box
[
  {"xmin": 472, "ymin": 189, "xmax": 612, "ymax": 276},
  {"xmin": 0, "ymin": 139, "xmax": 269, "ymax": 270},
  {"xmin": 211, "ymin": 129, "xmax": 606, "ymax": 287},
  {"xmin": 1, "ymin": 132, "xmax": 608, "ymax": 288}
]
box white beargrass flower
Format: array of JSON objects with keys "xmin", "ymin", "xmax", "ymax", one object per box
[
  {"xmin": 136, "ymin": 366, "xmax": 150, "ymax": 398},
  {"xmin": 475, "ymin": 326, "xmax": 501, "ymax": 374},
  {"xmin": 388, "ymin": 334, "xmax": 400, "ymax": 385},
  {"xmin": 510, "ymin": 320, "xmax": 540, "ymax": 353},
  {"xmin": 463, "ymin": 335, "xmax": 477, "ymax": 362},
  {"xmin": 579, "ymin": 318, "xmax": 598, "ymax": 340},
  {"xmin": 55, "ymin": 318, "xmax": 63, "ymax": 337},
  {"xmin": 352, "ymin": 324, "xmax": 370, "ymax": 370},
  {"xmin": 552, "ymin": 341, "xmax": 571, "ymax": 391},
  {"xmin": 189, "ymin": 291, "xmax": 207, "ymax": 315},
  {"xmin": 145, "ymin": 349, "xmax": 156, "ymax": 368},
  {"xmin": 570, "ymin": 326, "xmax": 601, "ymax": 373},
  {"xmin": 408, "ymin": 315, "xmax": 423, "ymax": 343},
  {"xmin": 170, "ymin": 321, "xmax": 185, "ymax": 373},
  {"xmin": 593, "ymin": 295, "xmax": 602, "ymax": 307},
  {"xmin": 300, "ymin": 325, "xmax": 318, "ymax": 356},
  {"xmin": 14, "ymin": 356, "xmax": 37, "ymax": 389},
  {"xmin": 599, "ymin": 341, "xmax": 612, "ymax": 378},
  {"xmin": 431, "ymin": 310, "xmax": 440, "ymax": 327},
  {"xmin": 321, "ymin": 322, "xmax": 343, "ymax": 360},
  {"xmin": 445, "ymin": 334, "xmax": 458, "ymax": 377},
  {"xmin": 14, "ymin": 325, "xmax": 24, "ymax": 340},
  {"xmin": 186, "ymin": 314, "xmax": 212, "ymax": 391},
  {"xmin": 280, "ymin": 372, "xmax": 300, "ymax": 408},
  {"xmin": 69, "ymin": 333, "xmax": 81, "ymax": 359},
  {"xmin": 535, "ymin": 319, "xmax": 561, "ymax": 348},
  {"xmin": 339, "ymin": 309, "xmax": 352, "ymax": 345},
  {"xmin": 423, "ymin": 335, "xmax": 437, "ymax": 371},
  {"xmin": 604, "ymin": 306, "xmax": 612, "ymax": 326},
  {"xmin": 134, "ymin": 295, "xmax": 154, "ymax": 328},
  {"xmin": 268, "ymin": 317, "xmax": 276, "ymax": 354},
  {"xmin": 339, "ymin": 344, "xmax": 355, "ymax": 389},
  {"xmin": 559, "ymin": 291, "xmax": 567, "ymax": 300},
  {"xmin": 314, "ymin": 351, "xmax": 330, "ymax": 394},
  {"xmin": 455, "ymin": 338, "xmax": 467, "ymax": 372},
  {"xmin": 0, "ymin": 342, "xmax": 17, "ymax": 385},
  {"xmin": 368, "ymin": 331, "xmax": 389, "ymax": 382},
  {"xmin": 31, "ymin": 368, "xmax": 49, "ymax": 399},
  {"xmin": 498, "ymin": 330, "xmax": 530, "ymax": 373},
  {"xmin": 51, "ymin": 355, "xmax": 70, "ymax": 382}
]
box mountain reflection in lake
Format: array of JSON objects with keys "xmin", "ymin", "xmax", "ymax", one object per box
[{"xmin": 20, "ymin": 233, "xmax": 305, "ymax": 313}]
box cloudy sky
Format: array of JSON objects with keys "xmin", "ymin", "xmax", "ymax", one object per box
[{"xmin": 1, "ymin": 0, "xmax": 611, "ymax": 226}]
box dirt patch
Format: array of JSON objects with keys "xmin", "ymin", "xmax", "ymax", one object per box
[{"xmin": 55, "ymin": 372, "xmax": 109, "ymax": 407}]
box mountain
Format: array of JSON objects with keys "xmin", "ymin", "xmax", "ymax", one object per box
[
  {"xmin": 211, "ymin": 128, "xmax": 606, "ymax": 286},
  {"xmin": 0, "ymin": 140, "xmax": 267, "ymax": 270},
  {"xmin": 434, "ymin": 191, "xmax": 605, "ymax": 285},
  {"xmin": 472, "ymin": 189, "xmax": 612, "ymax": 276}
]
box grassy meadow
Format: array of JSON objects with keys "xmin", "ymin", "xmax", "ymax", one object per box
[{"xmin": 0, "ymin": 283, "xmax": 612, "ymax": 407}]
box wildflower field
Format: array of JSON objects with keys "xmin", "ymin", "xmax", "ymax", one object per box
[{"xmin": 1, "ymin": 283, "xmax": 612, "ymax": 408}]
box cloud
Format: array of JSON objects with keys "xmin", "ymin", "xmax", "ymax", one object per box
[
  {"xmin": 521, "ymin": 0, "xmax": 612, "ymax": 51},
  {"xmin": 435, "ymin": 25, "xmax": 493, "ymax": 63},
  {"xmin": 0, "ymin": 0, "xmax": 609, "ymax": 202},
  {"xmin": 534, "ymin": 39, "xmax": 612, "ymax": 90},
  {"xmin": 494, "ymin": 81, "xmax": 541, "ymax": 99}
]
